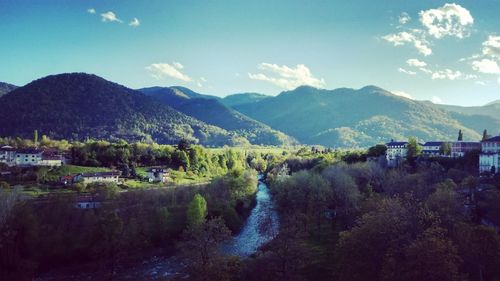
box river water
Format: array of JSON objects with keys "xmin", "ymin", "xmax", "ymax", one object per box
[{"xmin": 38, "ymin": 174, "xmax": 279, "ymax": 280}]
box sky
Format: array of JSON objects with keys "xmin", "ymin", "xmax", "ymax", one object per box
[{"xmin": 0, "ymin": 0, "xmax": 499, "ymax": 106}]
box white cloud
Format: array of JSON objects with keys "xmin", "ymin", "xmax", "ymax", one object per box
[
  {"xmin": 145, "ymin": 62, "xmax": 192, "ymax": 82},
  {"xmin": 200, "ymin": 77, "xmax": 207, "ymax": 82},
  {"xmin": 398, "ymin": 68, "xmax": 417, "ymax": 75},
  {"xmin": 431, "ymin": 96, "xmax": 443, "ymax": 104},
  {"xmin": 392, "ymin": 91, "xmax": 413, "ymax": 99},
  {"xmin": 482, "ymin": 36, "xmax": 500, "ymax": 58},
  {"xmin": 399, "ymin": 12, "xmax": 411, "ymax": 25},
  {"xmin": 382, "ymin": 31, "xmax": 432, "ymax": 56},
  {"xmin": 406, "ymin": 58, "xmax": 427, "ymax": 67},
  {"xmin": 129, "ymin": 18, "xmax": 140, "ymax": 27},
  {"xmin": 475, "ymin": 81, "xmax": 486, "ymax": 86},
  {"xmin": 419, "ymin": 3, "xmax": 473, "ymax": 39},
  {"xmin": 248, "ymin": 63, "xmax": 326, "ymax": 90},
  {"xmin": 101, "ymin": 11, "xmax": 122, "ymax": 23},
  {"xmin": 87, "ymin": 8, "xmax": 96, "ymax": 14},
  {"xmin": 431, "ymin": 69, "xmax": 463, "ymax": 80},
  {"xmin": 472, "ymin": 59, "xmax": 500, "ymax": 74}
]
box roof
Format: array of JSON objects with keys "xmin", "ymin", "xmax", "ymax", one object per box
[
  {"xmin": 423, "ymin": 141, "xmax": 444, "ymax": 146},
  {"xmin": 16, "ymin": 148, "xmax": 43, "ymax": 154},
  {"xmin": 81, "ymin": 171, "xmax": 121, "ymax": 177},
  {"xmin": 147, "ymin": 168, "xmax": 171, "ymax": 173},
  {"xmin": 0, "ymin": 146, "xmax": 15, "ymax": 151},
  {"xmin": 482, "ymin": 136, "xmax": 500, "ymax": 142},
  {"xmin": 42, "ymin": 154, "xmax": 62, "ymax": 160},
  {"xmin": 386, "ymin": 141, "xmax": 408, "ymax": 146}
]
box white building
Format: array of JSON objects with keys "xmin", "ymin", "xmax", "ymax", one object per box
[
  {"xmin": 81, "ymin": 171, "xmax": 121, "ymax": 184},
  {"xmin": 15, "ymin": 148, "xmax": 43, "ymax": 166},
  {"xmin": 479, "ymin": 136, "xmax": 500, "ymax": 174},
  {"xmin": 0, "ymin": 146, "xmax": 16, "ymax": 166},
  {"xmin": 39, "ymin": 153, "xmax": 63, "ymax": 167},
  {"xmin": 146, "ymin": 168, "xmax": 171, "ymax": 183},
  {"xmin": 422, "ymin": 141, "xmax": 444, "ymax": 157},
  {"xmin": 386, "ymin": 140, "xmax": 409, "ymax": 167}
]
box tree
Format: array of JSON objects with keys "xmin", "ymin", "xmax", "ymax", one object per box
[
  {"xmin": 367, "ymin": 144, "xmax": 387, "ymax": 157},
  {"xmin": 482, "ymin": 129, "xmax": 489, "ymax": 141},
  {"xmin": 179, "ymin": 217, "xmax": 232, "ymax": 281},
  {"xmin": 458, "ymin": 129, "xmax": 463, "ymax": 141},
  {"xmin": 439, "ymin": 142, "xmax": 451, "ymax": 156},
  {"xmin": 33, "ymin": 130, "xmax": 38, "ymax": 146},
  {"xmin": 407, "ymin": 137, "xmax": 422, "ymax": 159},
  {"xmin": 178, "ymin": 138, "xmax": 191, "ymax": 151},
  {"xmin": 187, "ymin": 194, "xmax": 207, "ymax": 227}
]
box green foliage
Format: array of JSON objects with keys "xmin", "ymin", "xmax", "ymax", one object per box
[
  {"xmin": 407, "ymin": 136, "xmax": 422, "ymax": 159},
  {"xmin": 187, "ymin": 194, "xmax": 208, "ymax": 227}
]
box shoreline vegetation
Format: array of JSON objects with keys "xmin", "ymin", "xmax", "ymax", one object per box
[{"xmin": 1, "ymin": 136, "xmax": 500, "ymax": 281}]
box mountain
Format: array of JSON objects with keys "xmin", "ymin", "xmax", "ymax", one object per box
[
  {"xmin": 0, "ymin": 73, "xmax": 247, "ymax": 146},
  {"xmin": 139, "ymin": 87, "xmax": 295, "ymax": 146},
  {"xmin": 234, "ymin": 85, "xmax": 498, "ymax": 147},
  {"xmin": 0, "ymin": 82, "xmax": 17, "ymax": 97},
  {"xmin": 435, "ymin": 102, "xmax": 500, "ymax": 120},
  {"xmin": 221, "ymin": 93, "xmax": 270, "ymax": 107}
]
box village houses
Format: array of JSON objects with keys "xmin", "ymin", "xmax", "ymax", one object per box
[
  {"xmin": 146, "ymin": 168, "xmax": 172, "ymax": 183},
  {"xmin": 479, "ymin": 136, "xmax": 500, "ymax": 174},
  {"xmin": 0, "ymin": 146, "xmax": 63, "ymax": 167}
]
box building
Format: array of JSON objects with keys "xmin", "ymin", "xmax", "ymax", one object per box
[
  {"xmin": 386, "ymin": 140, "xmax": 409, "ymax": 167},
  {"xmin": 75, "ymin": 195, "xmax": 101, "ymax": 209},
  {"xmin": 146, "ymin": 168, "xmax": 172, "ymax": 183},
  {"xmin": 39, "ymin": 153, "xmax": 63, "ymax": 167},
  {"xmin": 479, "ymin": 136, "xmax": 500, "ymax": 174},
  {"xmin": 15, "ymin": 148, "xmax": 43, "ymax": 166},
  {"xmin": 422, "ymin": 141, "xmax": 444, "ymax": 156},
  {"xmin": 81, "ymin": 171, "xmax": 121, "ymax": 184},
  {"xmin": 451, "ymin": 141, "xmax": 481, "ymax": 158},
  {"xmin": 0, "ymin": 146, "xmax": 16, "ymax": 166}
]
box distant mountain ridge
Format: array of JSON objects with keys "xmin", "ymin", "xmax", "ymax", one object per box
[
  {"xmin": 139, "ymin": 87, "xmax": 295, "ymax": 146},
  {"xmin": 233, "ymin": 85, "xmax": 499, "ymax": 147},
  {"xmin": 0, "ymin": 82, "xmax": 17, "ymax": 97},
  {"xmin": 221, "ymin": 93, "xmax": 270, "ymax": 107},
  {"xmin": 0, "ymin": 73, "xmax": 247, "ymax": 146}
]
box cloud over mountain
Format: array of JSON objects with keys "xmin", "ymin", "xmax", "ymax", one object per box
[{"xmin": 248, "ymin": 63, "xmax": 326, "ymax": 90}]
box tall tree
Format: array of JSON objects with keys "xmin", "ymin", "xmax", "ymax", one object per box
[
  {"xmin": 458, "ymin": 129, "xmax": 463, "ymax": 141},
  {"xmin": 407, "ymin": 137, "xmax": 422, "ymax": 159},
  {"xmin": 33, "ymin": 130, "xmax": 38, "ymax": 146},
  {"xmin": 187, "ymin": 194, "xmax": 208, "ymax": 227},
  {"xmin": 482, "ymin": 129, "xmax": 489, "ymax": 141}
]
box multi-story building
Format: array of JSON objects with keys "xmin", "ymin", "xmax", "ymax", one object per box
[
  {"xmin": 451, "ymin": 141, "xmax": 481, "ymax": 158},
  {"xmin": 0, "ymin": 146, "xmax": 17, "ymax": 166},
  {"xmin": 479, "ymin": 136, "xmax": 500, "ymax": 174},
  {"xmin": 386, "ymin": 140, "xmax": 409, "ymax": 167},
  {"xmin": 422, "ymin": 141, "xmax": 444, "ymax": 156},
  {"xmin": 146, "ymin": 168, "xmax": 172, "ymax": 183},
  {"xmin": 15, "ymin": 148, "xmax": 43, "ymax": 166}
]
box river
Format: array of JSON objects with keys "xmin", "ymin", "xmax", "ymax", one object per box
[{"xmin": 38, "ymin": 174, "xmax": 279, "ymax": 280}]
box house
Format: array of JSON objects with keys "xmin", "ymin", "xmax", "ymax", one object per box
[
  {"xmin": 386, "ymin": 140, "xmax": 409, "ymax": 167},
  {"xmin": 146, "ymin": 168, "xmax": 172, "ymax": 183},
  {"xmin": 15, "ymin": 148, "xmax": 43, "ymax": 166},
  {"xmin": 0, "ymin": 146, "xmax": 16, "ymax": 166},
  {"xmin": 81, "ymin": 171, "xmax": 121, "ymax": 184},
  {"xmin": 422, "ymin": 141, "xmax": 444, "ymax": 157},
  {"xmin": 75, "ymin": 195, "xmax": 101, "ymax": 209},
  {"xmin": 451, "ymin": 141, "xmax": 481, "ymax": 158},
  {"xmin": 479, "ymin": 136, "xmax": 500, "ymax": 174}
]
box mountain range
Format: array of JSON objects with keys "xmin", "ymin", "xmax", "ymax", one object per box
[{"xmin": 1, "ymin": 73, "xmax": 499, "ymax": 148}]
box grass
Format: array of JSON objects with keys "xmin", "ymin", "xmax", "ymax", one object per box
[
  {"xmin": 46, "ymin": 165, "xmax": 112, "ymax": 181},
  {"xmin": 120, "ymin": 179, "xmax": 164, "ymax": 189}
]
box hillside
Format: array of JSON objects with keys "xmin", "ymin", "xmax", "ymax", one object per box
[
  {"xmin": 0, "ymin": 82, "xmax": 17, "ymax": 97},
  {"xmin": 221, "ymin": 93, "xmax": 270, "ymax": 107},
  {"xmin": 139, "ymin": 87, "xmax": 295, "ymax": 146},
  {"xmin": 234, "ymin": 85, "xmax": 497, "ymax": 147},
  {"xmin": 435, "ymin": 102, "xmax": 500, "ymax": 120},
  {"xmin": 0, "ymin": 73, "xmax": 246, "ymax": 146}
]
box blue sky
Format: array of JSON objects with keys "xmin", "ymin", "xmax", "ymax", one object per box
[{"xmin": 0, "ymin": 0, "xmax": 499, "ymax": 105}]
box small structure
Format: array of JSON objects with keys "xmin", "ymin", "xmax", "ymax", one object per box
[
  {"xmin": 75, "ymin": 195, "xmax": 101, "ymax": 209},
  {"xmin": 451, "ymin": 141, "xmax": 481, "ymax": 158},
  {"xmin": 39, "ymin": 153, "xmax": 63, "ymax": 167},
  {"xmin": 386, "ymin": 140, "xmax": 409, "ymax": 167},
  {"xmin": 422, "ymin": 141, "xmax": 444, "ymax": 157},
  {"xmin": 81, "ymin": 171, "xmax": 121, "ymax": 184},
  {"xmin": 146, "ymin": 168, "xmax": 171, "ymax": 183},
  {"xmin": 479, "ymin": 136, "xmax": 500, "ymax": 174}
]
